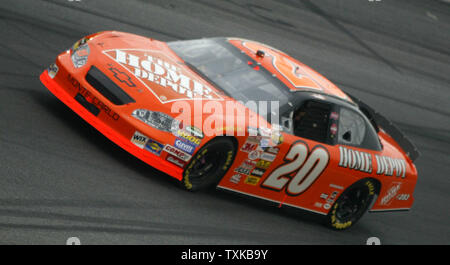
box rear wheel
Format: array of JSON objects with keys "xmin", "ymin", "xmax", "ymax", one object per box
[
  {"xmin": 181, "ymin": 137, "xmax": 236, "ymax": 191},
  {"xmin": 326, "ymin": 179, "xmax": 376, "ymax": 230}
]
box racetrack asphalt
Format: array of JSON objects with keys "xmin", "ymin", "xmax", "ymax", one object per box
[{"xmin": 0, "ymin": 0, "xmax": 449, "ymax": 244}]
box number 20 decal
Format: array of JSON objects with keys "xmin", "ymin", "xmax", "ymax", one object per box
[
  {"xmin": 242, "ymin": 41, "xmax": 323, "ymax": 91},
  {"xmin": 261, "ymin": 141, "xmax": 330, "ymax": 196}
]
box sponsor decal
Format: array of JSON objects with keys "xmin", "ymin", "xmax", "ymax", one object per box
[
  {"xmin": 329, "ymin": 184, "xmax": 344, "ymax": 190},
  {"xmin": 396, "ymin": 194, "xmax": 410, "ymax": 201},
  {"xmin": 380, "ymin": 182, "xmax": 402, "ymax": 206},
  {"xmin": 131, "ymin": 131, "xmax": 164, "ymax": 157},
  {"xmin": 166, "ymin": 154, "xmax": 186, "ymax": 168},
  {"xmin": 339, "ymin": 147, "xmax": 407, "ymax": 178},
  {"xmin": 260, "ymin": 152, "xmax": 276, "ymax": 162},
  {"xmin": 163, "ymin": 144, "xmax": 192, "ymax": 162},
  {"xmin": 131, "ymin": 131, "xmax": 148, "ymax": 149},
  {"xmin": 239, "ymin": 159, "xmax": 257, "ymax": 170},
  {"xmin": 338, "ymin": 146, "xmax": 373, "ymax": 173},
  {"xmin": 235, "ymin": 167, "xmax": 251, "ymax": 175},
  {"xmin": 271, "ymin": 132, "xmax": 283, "ymax": 146},
  {"xmin": 246, "ymin": 136, "xmax": 262, "ymax": 144},
  {"xmin": 230, "ymin": 174, "xmax": 242, "ymax": 184},
  {"xmin": 240, "ymin": 138, "xmax": 259, "ymax": 153},
  {"xmin": 264, "ymin": 147, "xmax": 279, "ymax": 155},
  {"xmin": 250, "ymin": 168, "xmax": 266, "ymax": 177},
  {"xmin": 68, "ymin": 74, "xmax": 120, "ymax": 121},
  {"xmin": 260, "ymin": 138, "xmax": 270, "ymax": 148},
  {"xmin": 108, "ymin": 64, "xmax": 136, "ymax": 87},
  {"xmin": 103, "ymin": 49, "xmax": 223, "ymax": 103},
  {"xmin": 330, "ymin": 112, "xmax": 339, "ymax": 120},
  {"xmin": 320, "ymin": 191, "xmax": 339, "ymax": 206},
  {"xmin": 234, "ymin": 160, "xmax": 256, "ymax": 175},
  {"xmin": 248, "ymin": 150, "xmax": 261, "ymax": 160},
  {"xmin": 174, "ymin": 138, "xmax": 197, "ymax": 154},
  {"xmin": 185, "ymin": 126, "xmax": 204, "ymax": 139},
  {"xmin": 256, "ymin": 160, "xmax": 272, "ymax": 169},
  {"xmin": 330, "ymin": 123, "xmax": 338, "ymax": 135},
  {"xmin": 244, "ymin": 175, "xmax": 261, "ymax": 186},
  {"xmin": 175, "ymin": 129, "xmax": 201, "ymax": 145},
  {"xmin": 326, "ymin": 191, "xmax": 339, "ymax": 204},
  {"xmin": 247, "ymin": 126, "xmax": 283, "ymax": 146},
  {"xmin": 144, "ymin": 139, "xmax": 164, "ymax": 156},
  {"xmin": 375, "ymin": 155, "xmax": 407, "ymax": 178},
  {"xmin": 314, "ymin": 202, "xmax": 323, "ymax": 208},
  {"xmin": 48, "ymin": 63, "xmax": 58, "ymax": 79}
]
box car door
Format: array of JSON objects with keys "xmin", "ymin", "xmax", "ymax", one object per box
[
  {"xmin": 217, "ymin": 99, "xmax": 340, "ymax": 214},
  {"xmin": 266, "ymin": 100, "xmax": 340, "ymax": 213}
]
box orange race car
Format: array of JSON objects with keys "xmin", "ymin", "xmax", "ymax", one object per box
[{"xmin": 40, "ymin": 31, "xmax": 419, "ymax": 229}]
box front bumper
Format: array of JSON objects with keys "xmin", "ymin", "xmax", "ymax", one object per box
[{"xmin": 40, "ymin": 69, "xmax": 183, "ymax": 180}]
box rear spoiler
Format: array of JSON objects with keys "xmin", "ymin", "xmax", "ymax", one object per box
[{"xmin": 347, "ymin": 94, "xmax": 420, "ymax": 162}]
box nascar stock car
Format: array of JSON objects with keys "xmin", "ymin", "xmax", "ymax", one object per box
[{"xmin": 40, "ymin": 31, "xmax": 419, "ymax": 229}]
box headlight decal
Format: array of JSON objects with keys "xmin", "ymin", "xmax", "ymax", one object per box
[
  {"xmin": 71, "ymin": 39, "xmax": 90, "ymax": 68},
  {"xmin": 47, "ymin": 63, "xmax": 59, "ymax": 79},
  {"xmin": 132, "ymin": 109, "xmax": 180, "ymax": 132}
]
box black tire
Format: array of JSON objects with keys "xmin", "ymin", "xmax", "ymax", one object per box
[
  {"xmin": 326, "ymin": 179, "xmax": 377, "ymax": 230},
  {"xmin": 181, "ymin": 137, "xmax": 236, "ymax": 191}
]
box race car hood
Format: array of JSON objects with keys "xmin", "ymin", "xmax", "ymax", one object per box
[{"xmin": 85, "ymin": 31, "xmax": 228, "ymax": 116}]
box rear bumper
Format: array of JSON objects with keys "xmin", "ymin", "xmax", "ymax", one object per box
[{"xmin": 40, "ymin": 69, "xmax": 183, "ymax": 180}]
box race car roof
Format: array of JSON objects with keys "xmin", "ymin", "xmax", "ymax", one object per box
[
  {"xmin": 168, "ymin": 37, "xmax": 354, "ymax": 114},
  {"xmin": 227, "ymin": 38, "xmax": 353, "ymax": 103}
]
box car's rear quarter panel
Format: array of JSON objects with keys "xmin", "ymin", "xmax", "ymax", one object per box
[{"xmin": 218, "ymin": 129, "xmax": 417, "ymax": 215}]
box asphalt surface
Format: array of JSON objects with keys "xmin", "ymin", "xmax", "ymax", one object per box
[{"xmin": 0, "ymin": 0, "xmax": 449, "ymax": 244}]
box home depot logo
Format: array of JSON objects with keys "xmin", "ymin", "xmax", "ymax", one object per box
[{"xmin": 103, "ymin": 49, "xmax": 223, "ymax": 103}]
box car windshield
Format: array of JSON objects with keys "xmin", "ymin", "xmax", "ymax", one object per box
[{"xmin": 168, "ymin": 38, "xmax": 293, "ymax": 114}]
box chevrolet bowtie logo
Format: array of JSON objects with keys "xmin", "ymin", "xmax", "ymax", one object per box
[{"xmin": 108, "ymin": 67, "xmax": 136, "ymax": 87}]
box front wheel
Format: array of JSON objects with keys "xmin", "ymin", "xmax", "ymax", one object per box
[
  {"xmin": 181, "ymin": 137, "xmax": 236, "ymax": 191},
  {"xmin": 326, "ymin": 179, "xmax": 377, "ymax": 230}
]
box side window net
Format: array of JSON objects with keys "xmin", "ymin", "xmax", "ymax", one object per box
[{"xmin": 293, "ymin": 101, "xmax": 331, "ymax": 143}]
